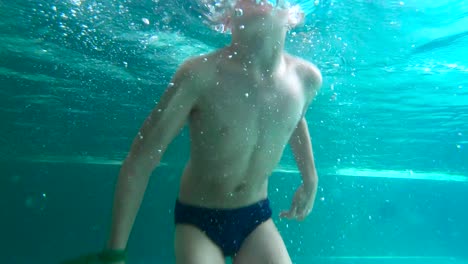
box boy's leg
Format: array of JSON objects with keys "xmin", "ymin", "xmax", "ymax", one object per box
[
  {"xmin": 175, "ymin": 224, "xmax": 225, "ymax": 264},
  {"xmin": 233, "ymin": 219, "xmax": 292, "ymax": 264}
]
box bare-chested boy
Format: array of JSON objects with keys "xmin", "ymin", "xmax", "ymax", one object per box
[{"xmin": 64, "ymin": 0, "xmax": 322, "ymax": 263}]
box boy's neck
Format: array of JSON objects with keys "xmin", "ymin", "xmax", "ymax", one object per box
[{"xmin": 228, "ymin": 31, "xmax": 286, "ymax": 74}]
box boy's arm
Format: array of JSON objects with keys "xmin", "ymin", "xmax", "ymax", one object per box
[
  {"xmin": 106, "ymin": 60, "xmax": 201, "ymax": 250},
  {"xmin": 282, "ymin": 62, "xmax": 321, "ymax": 220},
  {"xmin": 290, "ymin": 62, "xmax": 322, "ymax": 192},
  {"xmin": 289, "ymin": 117, "xmax": 318, "ymax": 193}
]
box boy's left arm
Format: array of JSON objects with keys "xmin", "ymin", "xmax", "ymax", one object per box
[
  {"xmin": 280, "ymin": 62, "xmax": 322, "ymax": 221},
  {"xmin": 280, "ymin": 117, "xmax": 318, "ymax": 221}
]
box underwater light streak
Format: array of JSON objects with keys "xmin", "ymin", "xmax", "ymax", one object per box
[
  {"xmin": 2, "ymin": 157, "xmax": 467, "ymax": 183},
  {"xmin": 7, "ymin": 155, "xmax": 167, "ymax": 167},
  {"xmin": 274, "ymin": 167, "xmax": 467, "ymax": 182},
  {"xmin": 335, "ymin": 168, "xmax": 468, "ymax": 182},
  {"xmin": 298, "ymin": 255, "xmax": 464, "ymax": 263},
  {"xmin": 314, "ymin": 256, "xmax": 457, "ymax": 259}
]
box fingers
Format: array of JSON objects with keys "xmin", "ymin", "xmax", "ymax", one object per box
[
  {"xmin": 297, "ymin": 207, "xmax": 312, "ymax": 221},
  {"xmin": 279, "ymin": 211, "xmax": 288, "ymax": 218},
  {"xmin": 280, "ymin": 205, "xmax": 312, "ymax": 221},
  {"xmin": 280, "ymin": 187, "xmax": 315, "ymax": 221},
  {"xmin": 279, "ymin": 204, "xmax": 297, "ymax": 219},
  {"xmin": 292, "ymin": 200, "xmax": 308, "ymax": 221}
]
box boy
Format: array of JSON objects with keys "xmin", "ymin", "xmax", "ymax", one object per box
[{"xmin": 65, "ymin": 0, "xmax": 322, "ymax": 263}]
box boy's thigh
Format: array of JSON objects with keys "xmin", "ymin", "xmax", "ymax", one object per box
[
  {"xmin": 233, "ymin": 219, "xmax": 292, "ymax": 264},
  {"xmin": 175, "ymin": 224, "xmax": 225, "ymax": 264}
]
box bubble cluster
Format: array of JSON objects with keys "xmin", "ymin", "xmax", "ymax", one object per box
[{"xmin": 192, "ymin": 0, "xmax": 306, "ymax": 33}]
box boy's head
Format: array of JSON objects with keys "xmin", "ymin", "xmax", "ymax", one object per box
[{"xmin": 210, "ymin": 0, "xmax": 305, "ymax": 34}]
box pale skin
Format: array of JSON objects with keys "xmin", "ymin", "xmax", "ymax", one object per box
[{"xmin": 106, "ymin": 0, "xmax": 322, "ymax": 263}]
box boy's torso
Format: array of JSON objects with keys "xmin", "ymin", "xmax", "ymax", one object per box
[{"xmin": 178, "ymin": 49, "xmax": 315, "ymax": 208}]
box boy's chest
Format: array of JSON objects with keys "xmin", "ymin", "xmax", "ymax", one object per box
[{"xmin": 197, "ymin": 70, "xmax": 306, "ymax": 133}]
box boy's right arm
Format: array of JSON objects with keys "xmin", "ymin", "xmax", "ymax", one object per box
[{"xmin": 106, "ymin": 59, "xmax": 202, "ymax": 251}]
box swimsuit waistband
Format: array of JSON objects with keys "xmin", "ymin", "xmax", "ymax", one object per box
[{"xmin": 175, "ymin": 198, "xmax": 270, "ymax": 213}]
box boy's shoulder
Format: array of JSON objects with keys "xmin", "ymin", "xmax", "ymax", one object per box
[
  {"xmin": 284, "ymin": 53, "xmax": 322, "ymax": 93},
  {"xmin": 177, "ymin": 49, "xmax": 225, "ymax": 78}
]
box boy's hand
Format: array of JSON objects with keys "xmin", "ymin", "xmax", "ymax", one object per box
[
  {"xmin": 61, "ymin": 249, "xmax": 127, "ymax": 264},
  {"xmin": 279, "ymin": 184, "xmax": 316, "ymax": 221}
]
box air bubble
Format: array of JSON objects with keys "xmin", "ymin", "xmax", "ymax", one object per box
[
  {"xmin": 287, "ymin": 5, "xmax": 302, "ymax": 25},
  {"xmin": 214, "ymin": 24, "xmax": 225, "ymax": 33},
  {"xmin": 235, "ymin": 8, "xmax": 243, "ymax": 17},
  {"xmin": 149, "ymin": 35, "xmax": 159, "ymax": 44},
  {"xmin": 70, "ymin": 0, "xmax": 82, "ymax": 6},
  {"xmin": 142, "ymin": 18, "xmax": 150, "ymax": 25}
]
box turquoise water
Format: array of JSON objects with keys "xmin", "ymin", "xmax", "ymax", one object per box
[{"xmin": 1, "ymin": 0, "xmax": 467, "ymax": 263}]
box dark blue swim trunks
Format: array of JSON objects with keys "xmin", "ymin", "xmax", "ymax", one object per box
[{"xmin": 174, "ymin": 198, "xmax": 272, "ymax": 256}]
